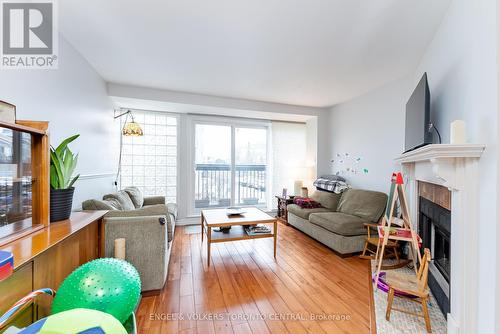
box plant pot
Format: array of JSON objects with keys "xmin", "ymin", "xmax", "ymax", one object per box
[{"xmin": 50, "ymin": 187, "xmax": 75, "ymax": 222}]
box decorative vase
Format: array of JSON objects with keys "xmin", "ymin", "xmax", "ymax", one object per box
[{"xmin": 50, "ymin": 187, "xmax": 75, "ymax": 222}]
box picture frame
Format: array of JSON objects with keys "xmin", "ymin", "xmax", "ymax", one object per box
[{"xmin": 0, "ymin": 101, "xmax": 16, "ymax": 124}]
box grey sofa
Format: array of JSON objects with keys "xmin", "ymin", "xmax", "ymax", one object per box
[
  {"xmin": 82, "ymin": 187, "xmax": 177, "ymax": 292},
  {"xmin": 287, "ymin": 188, "xmax": 387, "ymax": 256}
]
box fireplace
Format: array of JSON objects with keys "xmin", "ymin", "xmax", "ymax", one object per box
[
  {"xmin": 418, "ymin": 182, "xmax": 451, "ymax": 316},
  {"xmin": 396, "ymin": 143, "xmax": 485, "ymax": 333}
]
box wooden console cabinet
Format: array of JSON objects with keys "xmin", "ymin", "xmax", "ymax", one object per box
[{"xmin": 0, "ymin": 211, "xmax": 107, "ymax": 332}]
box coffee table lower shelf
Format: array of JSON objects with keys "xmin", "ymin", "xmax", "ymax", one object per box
[{"xmin": 208, "ymin": 225, "xmax": 274, "ymax": 242}]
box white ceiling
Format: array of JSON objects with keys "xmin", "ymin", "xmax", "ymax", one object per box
[{"xmin": 60, "ymin": 0, "xmax": 451, "ymax": 108}]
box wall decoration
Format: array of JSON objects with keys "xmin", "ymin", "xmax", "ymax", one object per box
[
  {"xmin": 331, "ymin": 152, "xmax": 369, "ymax": 175},
  {"xmin": 0, "ymin": 101, "xmax": 16, "ymax": 124}
]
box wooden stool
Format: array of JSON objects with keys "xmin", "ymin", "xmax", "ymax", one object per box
[{"xmin": 385, "ymin": 248, "xmax": 432, "ymax": 333}]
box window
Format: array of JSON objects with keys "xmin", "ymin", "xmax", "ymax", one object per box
[
  {"xmin": 120, "ymin": 111, "xmax": 177, "ymax": 203},
  {"xmin": 271, "ymin": 121, "xmax": 308, "ymax": 207},
  {"xmin": 0, "ymin": 128, "xmax": 32, "ymax": 227},
  {"xmin": 192, "ymin": 118, "xmax": 269, "ymax": 212}
]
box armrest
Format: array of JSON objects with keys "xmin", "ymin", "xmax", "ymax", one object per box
[
  {"xmin": 104, "ymin": 215, "xmax": 167, "ymax": 245},
  {"xmin": 363, "ymin": 222, "xmax": 379, "ymax": 238},
  {"xmin": 105, "ymin": 204, "xmax": 174, "ymax": 242},
  {"xmin": 103, "ymin": 215, "xmax": 168, "ymax": 291},
  {"xmin": 143, "ymin": 196, "xmax": 165, "ymax": 206},
  {"xmin": 104, "ymin": 204, "xmax": 167, "ymax": 218}
]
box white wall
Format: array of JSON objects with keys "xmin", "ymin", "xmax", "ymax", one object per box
[
  {"xmin": 497, "ymin": 1, "xmax": 500, "ymax": 331},
  {"xmin": 0, "ymin": 37, "xmax": 118, "ymax": 208},
  {"xmin": 329, "ymin": 76, "xmax": 412, "ymax": 192},
  {"xmin": 415, "ymin": 0, "xmax": 498, "ymax": 332}
]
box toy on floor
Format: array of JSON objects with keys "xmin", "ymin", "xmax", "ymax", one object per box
[
  {"xmin": 19, "ymin": 308, "xmax": 127, "ymax": 334},
  {"xmin": 51, "ymin": 258, "xmax": 141, "ymax": 323},
  {"xmin": 0, "ymin": 250, "xmax": 14, "ymax": 281},
  {"xmin": 372, "ymin": 272, "xmax": 415, "ymax": 298}
]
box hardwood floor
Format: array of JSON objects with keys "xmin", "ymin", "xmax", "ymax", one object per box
[{"xmin": 136, "ymin": 224, "xmax": 374, "ymax": 334}]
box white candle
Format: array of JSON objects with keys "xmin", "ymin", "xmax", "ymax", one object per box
[{"xmin": 450, "ymin": 120, "xmax": 466, "ymax": 144}]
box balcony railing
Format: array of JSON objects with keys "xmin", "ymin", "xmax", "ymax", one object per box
[{"xmin": 195, "ymin": 164, "xmax": 266, "ymax": 208}]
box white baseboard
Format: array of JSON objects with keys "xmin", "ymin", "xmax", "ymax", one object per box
[{"xmin": 176, "ymin": 217, "xmax": 200, "ymax": 226}]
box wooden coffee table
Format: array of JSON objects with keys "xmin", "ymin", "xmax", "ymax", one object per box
[{"xmin": 200, "ymin": 207, "xmax": 277, "ymax": 266}]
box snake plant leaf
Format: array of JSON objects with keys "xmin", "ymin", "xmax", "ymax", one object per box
[
  {"xmin": 63, "ymin": 151, "xmax": 74, "ymax": 188},
  {"xmin": 50, "ymin": 149, "xmax": 65, "ymax": 189},
  {"xmin": 50, "ymin": 165, "xmax": 59, "ymax": 189},
  {"xmin": 67, "ymin": 174, "xmax": 80, "ymax": 188},
  {"xmin": 50, "ymin": 135, "xmax": 80, "ymax": 190},
  {"xmin": 65, "ymin": 153, "xmax": 79, "ymax": 188},
  {"xmin": 55, "ymin": 134, "xmax": 80, "ymax": 157}
]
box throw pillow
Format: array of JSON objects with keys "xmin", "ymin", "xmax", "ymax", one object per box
[
  {"xmin": 82, "ymin": 198, "xmax": 122, "ymax": 211},
  {"xmin": 103, "ymin": 190, "xmax": 135, "ymax": 211},
  {"xmin": 124, "ymin": 186, "xmax": 144, "ymax": 209}
]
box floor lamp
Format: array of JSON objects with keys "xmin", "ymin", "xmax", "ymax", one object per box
[{"xmin": 114, "ymin": 110, "xmax": 144, "ymax": 188}]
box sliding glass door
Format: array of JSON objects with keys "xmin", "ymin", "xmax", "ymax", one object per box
[
  {"xmin": 194, "ymin": 124, "xmax": 232, "ymax": 208},
  {"xmin": 192, "ymin": 119, "xmax": 268, "ymax": 212},
  {"xmin": 235, "ymin": 127, "xmax": 267, "ymax": 206}
]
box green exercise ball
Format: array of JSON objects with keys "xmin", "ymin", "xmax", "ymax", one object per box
[{"xmin": 51, "ymin": 258, "xmax": 141, "ymax": 323}]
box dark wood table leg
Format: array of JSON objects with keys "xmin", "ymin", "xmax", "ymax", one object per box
[
  {"xmin": 273, "ymin": 221, "xmax": 278, "ymax": 259},
  {"xmin": 201, "ymin": 212, "xmax": 204, "ymax": 243},
  {"xmin": 207, "ymin": 226, "xmax": 211, "ymax": 266}
]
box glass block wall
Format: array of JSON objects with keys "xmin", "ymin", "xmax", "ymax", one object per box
[{"xmin": 120, "ymin": 111, "xmax": 177, "ymax": 203}]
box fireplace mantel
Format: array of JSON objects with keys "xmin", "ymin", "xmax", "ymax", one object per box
[
  {"xmin": 395, "ymin": 144, "xmax": 485, "ymax": 190},
  {"xmin": 396, "ymin": 144, "xmax": 486, "ymax": 163},
  {"xmin": 394, "ymin": 143, "xmax": 485, "ymax": 334}
]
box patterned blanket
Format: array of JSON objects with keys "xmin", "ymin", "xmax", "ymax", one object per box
[
  {"xmin": 293, "ymin": 197, "xmax": 323, "ymax": 209},
  {"xmin": 313, "ymin": 177, "xmax": 350, "ymax": 194}
]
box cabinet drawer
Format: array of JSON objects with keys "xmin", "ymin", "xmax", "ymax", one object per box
[{"xmin": 0, "ymin": 263, "xmax": 33, "ymax": 332}]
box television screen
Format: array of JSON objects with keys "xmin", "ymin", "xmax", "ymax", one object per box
[{"xmin": 405, "ymin": 73, "xmax": 431, "ymax": 152}]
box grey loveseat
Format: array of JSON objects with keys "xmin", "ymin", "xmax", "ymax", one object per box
[
  {"xmin": 82, "ymin": 187, "xmax": 177, "ymax": 292},
  {"xmin": 287, "ymin": 188, "xmax": 387, "ymax": 256}
]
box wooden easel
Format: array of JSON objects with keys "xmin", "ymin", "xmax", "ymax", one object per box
[{"xmin": 374, "ymin": 172, "xmax": 422, "ymax": 285}]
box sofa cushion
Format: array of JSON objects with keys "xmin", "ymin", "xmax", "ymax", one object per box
[
  {"xmin": 309, "ymin": 212, "xmax": 369, "ymax": 236},
  {"xmin": 337, "ymin": 189, "xmax": 387, "ymax": 223},
  {"xmin": 287, "ymin": 204, "xmax": 331, "ymax": 220},
  {"xmin": 310, "ymin": 190, "xmax": 341, "ymax": 210},
  {"xmin": 82, "ymin": 198, "xmax": 122, "ymax": 211},
  {"xmin": 124, "ymin": 186, "xmax": 144, "ymax": 209},
  {"xmin": 103, "ymin": 190, "xmax": 136, "ymax": 211}
]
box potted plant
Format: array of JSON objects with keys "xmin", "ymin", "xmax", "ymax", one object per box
[{"xmin": 50, "ymin": 134, "xmax": 80, "ymax": 222}]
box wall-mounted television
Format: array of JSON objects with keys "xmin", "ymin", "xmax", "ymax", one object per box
[{"xmin": 404, "ymin": 73, "xmax": 432, "ymax": 153}]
